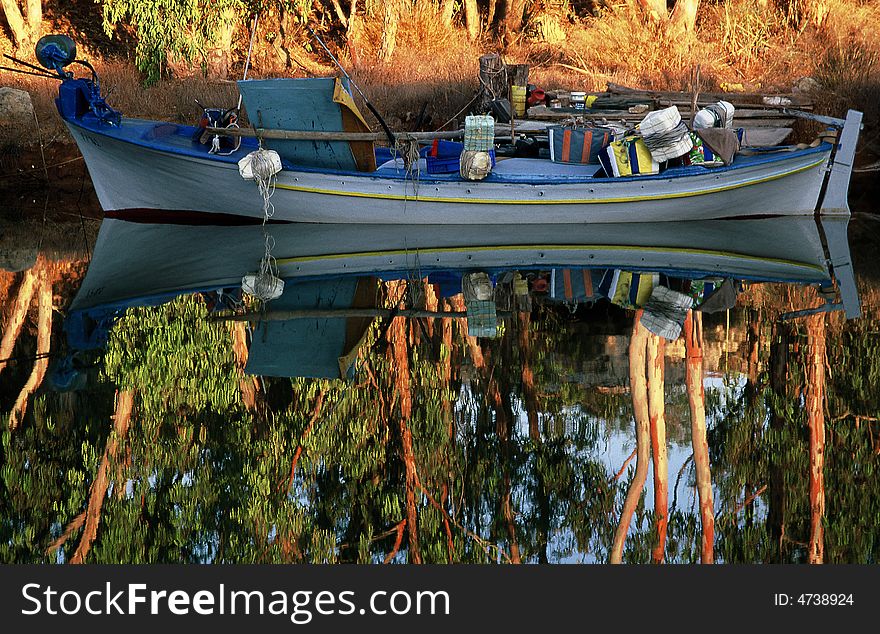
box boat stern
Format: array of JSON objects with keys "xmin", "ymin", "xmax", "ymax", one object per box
[{"xmin": 819, "ymin": 109, "xmax": 863, "ymax": 215}]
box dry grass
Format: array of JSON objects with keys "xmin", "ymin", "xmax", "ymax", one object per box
[{"xmin": 4, "ymin": 0, "xmax": 880, "ymax": 142}]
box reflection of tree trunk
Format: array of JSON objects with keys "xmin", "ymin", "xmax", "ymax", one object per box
[
  {"xmin": 440, "ymin": 303, "xmax": 453, "ymax": 436},
  {"xmin": 9, "ymin": 273, "xmax": 51, "ymax": 431},
  {"xmin": 647, "ymin": 331, "xmax": 667, "ymax": 564},
  {"xmin": 806, "ymin": 313, "xmax": 826, "ymax": 564},
  {"xmin": 70, "ymin": 390, "xmax": 134, "ymax": 564},
  {"xmin": 745, "ymin": 308, "xmax": 760, "ymax": 404},
  {"xmin": 685, "ymin": 311, "xmax": 714, "ymax": 564},
  {"xmin": 450, "ymin": 294, "xmax": 486, "ymax": 369},
  {"xmin": 0, "ymin": 265, "xmax": 39, "ymax": 378},
  {"xmin": 494, "ymin": 370, "xmax": 521, "ymax": 564},
  {"xmin": 388, "ymin": 314, "xmax": 422, "ymax": 563},
  {"xmin": 767, "ymin": 322, "xmax": 790, "ymax": 561},
  {"xmin": 611, "ymin": 311, "xmax": 651, "ymax": 564},
  {"xmin": 231, "ymin": 322, "xmax": 260, "ymax": 411},
  {"xmin": 482, "ymin": 344, "xmax": 522, "ymax": 564},
  {"xmin": 519, "ymin": 312, "xmax": 540, "ymax": 440}
]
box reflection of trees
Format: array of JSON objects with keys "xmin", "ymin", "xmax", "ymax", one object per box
[{"xmin": 2, "ymin": 271, "xmax": 880, "ymax": 564}]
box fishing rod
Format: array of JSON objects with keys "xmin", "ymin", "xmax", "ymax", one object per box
[
  {"xmin": 0, "ymin": 65, "xmax": 57, "ymax": 79},
  {"xmin": 236, "ymin": 11, "xmax": 260, "ymax": 112},
  {"xmin": 3, "ymin": 53, "xmax": 63, "ymax": 79},
  {"xmin": 306, "ymin": 26, "xmax": 396, "ymax": 147}
]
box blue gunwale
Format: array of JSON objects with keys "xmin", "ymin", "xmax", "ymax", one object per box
[{"xmin": 66, "ymin": 111, "xmax": 833, "ymax": 186}]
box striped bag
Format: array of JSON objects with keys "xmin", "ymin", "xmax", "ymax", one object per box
[
  {"xmin": 599, "ymin": 136, "xmax": 659, "ymax": 177},
  {"xmin": 549, "ymin": 126, "xmax": 613, "ymax": 164},
  {"xmin": 608, "ymin": 271, "xmax": 659, "ymax": 309},
  {"xmin": 550, "ymin": 268, "xmax": 603, "ymax": 303}
]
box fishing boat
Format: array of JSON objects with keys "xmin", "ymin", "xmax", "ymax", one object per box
[{"xmin": 26, "ymin": 36, "xmax": 864, "ymax": 225}]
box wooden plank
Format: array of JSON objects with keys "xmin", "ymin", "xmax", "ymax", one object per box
[
  {"xmin": 734, "ymin": 118, "xmax": 797, "ymax": 128},
  {"xmin": 608, "ymin": 82, "xmax": 814, "ymax": 108},
  {"xmin": 209, "ymin": 127, "xmax": 464, "ymax": 141},
  {"xmin": 739, "ymin": 127, "xmax": 792, "ymax": 146},
  {"xmin": 214, "ymin": 308, "xmax": 513, "ymax": 322}
]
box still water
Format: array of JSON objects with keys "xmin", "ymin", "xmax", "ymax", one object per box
[{"xmin": 1, "ymin": 212, "xmax": 878, "ymax": 564}]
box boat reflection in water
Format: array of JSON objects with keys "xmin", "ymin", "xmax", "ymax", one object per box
[
  {"xmin": 66, "ymin": 214, "xmax": 859, "ymax": 372},
  {"xmin": 10, "ymin": 213, "xmax": 868, "ymax": 564}
]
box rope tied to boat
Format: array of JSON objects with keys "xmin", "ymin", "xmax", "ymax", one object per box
[
  {"xmin": 393, "ymin": 133, "xmax": 422, "ymax": 191},
  {"xmin": 238, "ymin": 147, "xmax": 284, "ymax": 302}
]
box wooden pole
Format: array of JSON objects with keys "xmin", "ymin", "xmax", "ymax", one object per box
[
  {"xmin": 685, "ymin": 310, "xmax": 714, "ymax": 564},
  {"xmin": 478, "ymin": 53, "xmax": 507, "ymax": 113}
]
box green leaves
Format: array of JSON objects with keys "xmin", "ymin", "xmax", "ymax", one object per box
[{"xmin": 101, "ymin": 0, "xmax": 247, "ymax": 84}]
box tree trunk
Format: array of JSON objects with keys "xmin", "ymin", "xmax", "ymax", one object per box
[
  {"xmin": 463, "ymin": 0, "xmax": 480, "ymax": 41},
  {"xmin": 670, "ymin": 0, "xmax": 700, "ymax": 34},
  {"xmin": 503, "ymin": 0, "xmax": 527, "ymax": 40},
  {"xmin": 685, "ymin": 311, "xmax": 714, "ymax": 563},
  {"xmin": 647, "ymin": 331, "xmax": 667, "ymax": 563},
  {"xmin": 1, "ymin": 0, "xmax": 41, "ymax": 53},
  {"xmin": 70, "ymin": 390, "xmax": 134, "ymax": 564},
  {"xmin": 8, "ymin": 273, "xmax": 51, "ymax": 431},
  {"xmin": 378, "ymin": 0, "xmax": 399, "ymax": 61},
  {"xmin": 440, "ymin": 0, "xmax": 456, "ymax": 27},
  {"xmin": 805, "ymin": 313, "xmax": 826, "ymax": 564},
  {"xmin": 637, "ymin": 0, "xmax": 667, "ymax": 22},
  {"xmin": 611, "ymin": 311, "xmax": 651, "ymax": 564},
  {"xmin": 329, "ymin": 0, "xmax": 350, "ymax": 26},
  {"xmin": 206, "ymin": 6, "xmax": 237, "ymax": 79}
]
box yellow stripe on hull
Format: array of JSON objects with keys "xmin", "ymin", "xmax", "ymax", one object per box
[
  {"xmin": 276, "ymin": 243, "xmax": 826, "ymax": 274},
  {"xmin": 274, "ymin": 158, "xmax": 826, "ymax": 206}
]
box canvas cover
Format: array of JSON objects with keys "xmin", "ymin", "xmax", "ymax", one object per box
[
  {"xmin": 237, "ymin": 77, "xmax": 377, "ymax": 172},
  {"xmin": 246, "ymin": 277, "xmax": 376, "ymax": 379}
]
